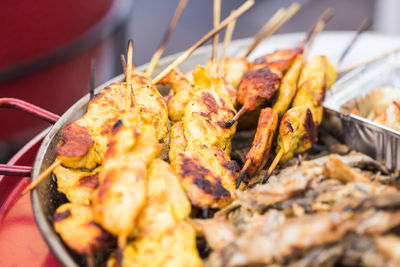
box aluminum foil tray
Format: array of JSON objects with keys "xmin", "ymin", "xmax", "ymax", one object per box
[{"xmin": 324, "ymin": 51, "xmax": 400, "ymax": 170}]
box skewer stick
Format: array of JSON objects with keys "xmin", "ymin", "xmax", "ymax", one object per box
[
  {"xmin": 145, "ymin": 0, "xmax": 189, "ymax": 77},
  {"xmin": 212, "ymin": 0, "xmax": 221, "ymax": 62},
  {"xmin": 220, "ymin": 11, "xmax": 237, "ymax": 71},
  {"xmin": 262, "ymin": 149, "xmax": 283, "ymax": 184},
  {"xmin": 21, "ymin": 159, "xmax": 61, "ymax": 195},
  {"xmin": 225, "ymin": 105, "xmax": 246, "ymax": 127},
  {"xmin": 238, "ymin": 7, "xmax": 286, "ymax": 58},
  {"xmin": 298, "ymin": 8, "xmax": 335, "ymax": 49},
  {"xmin": 236, "ymin": 159, "xmax": 250, "ymax": 189},
  {"xmin": 239, "ymin": 3, "xmax": 301, "ymax": 58},
  {"xmin": 90, "ymin": 58, "xmax": 96, "ymax": 99},
  {"xmin": 337, "ymin": 47, "xmax": 400, "ymax": 76},
  {"xmin": 336, "ymin": 17, "xmax": 372, "ymax": 69},
  {"xmin": 120, "ymin": 54, "xmax": 127, "ymax": 76},
  {"xmin": 117, "ymin": 234, "xmax": 127, "ymax": 267},
  {"xmin": 125, "ymin": 40, "xmax": 134, "ymax": 111},
  {"xmin": 152, "ymin": 0, "xmax": 255, "ymax": 84}
]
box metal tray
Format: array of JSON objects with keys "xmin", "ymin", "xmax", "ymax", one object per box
[{"xmin": 324, "ymin": 50, "xmax": 400, "ymax": 171}]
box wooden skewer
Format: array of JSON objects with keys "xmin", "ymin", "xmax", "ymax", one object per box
[
  {"xmin": 262, "ymin": 149, "xmax": 283, "ymax": 184},
  {"xmin": 302, "ymin": 8, "xmax": 335, "ymax": 59},
  {"xmin": 90, "ymin": 58, "xmax": 96, "ymax": 99},
  {"xmin": 225, "ymin": 105, "xmax": 247, "ymax": 127},
  {"xmin": 220, "ymin": 11, "xmax": 237, "ymax": 71},
  {"xmin": 338, "ymin": 47, "xmax": 400, "ymax": 76},
  {"xmin": 120, "ymin": 54, "xmax": 127, "ymax": 76},
  {"xmin": 238, "ymin": 7, "xmax": 287, "ymax": 58},
  {"xmin": 126, "ymin": 40, "xmax": 134, "ymax": 111},
  {"xmin": 117, "ymin": 234, "xmax": 127, "ymax": 267},
  {"xmin": 212, "ymin": 0, "xmax": 221, "ymax": 63},
  {"xmin": 145, "ymin": 0, "xmax": 189, "ymax": 77},
  {"xmin": 239, "ymin": 2, "xmax": 301, "ymax": 58},
  {"xmin": 336, "ymin": 17, "xmax": 372, "ymax": 69},
  {"xmin": 151, "ymin": 0, "xmax": 255, "ymax": 85},
  {"xmin": 298, "ymin": 7, "xmax": 335, "ymax": 50},
  {"xmin": 236, "ymin": 159, "xmax": 250, "ymax": 189},
  {"xmin": 21, "ymin": 159, "xmax": 61, "ymax": 195}
]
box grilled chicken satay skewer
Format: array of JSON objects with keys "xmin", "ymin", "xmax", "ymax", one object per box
[
  {"xmin": 262, "ymin": 106, "xmax": 317, "ymax": 183},
  {"xmin": 225, "ymin": 8, "xmax": 335, "ymax": 127},
  {"xmin": 23, "ymin": 41, "xmax": 168, "ymax": 195},
  {"xmin": 261, "ymin": 21, "xmax": 369, "ymax": 184},
  {"xmin": 145, "ymin": 0, "xmax": 189, "ymax": 77},
  {"xmin": 236, "ymin": 9, "xmax": 336, "ymax": 188}
]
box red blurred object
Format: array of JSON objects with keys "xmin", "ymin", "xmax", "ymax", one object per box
[
  {"xmin": 0, "ymin": 0, "xmax": 131, "ymax": 143},
  {"xmin": 0, "ymin": 127, "xmax": 62, "ymax": 267}
]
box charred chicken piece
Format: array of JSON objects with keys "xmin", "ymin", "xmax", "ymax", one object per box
[
  {"xmin": 159, "ymin": 68, "xmax": 194, "ymax": 122},
  {"xmin": 237, "ymin": 108, "xmax": 278, "ymax": 188},
  {"xmin": 249, "ymin": 47, "xmax": 303, "ymax": 77},
  {"xmin": 237, "ymin": 66, "xmax": 281, "ymax": 112},
  {"xmin": 272, "ymin": 54, "xmax": 303, "ymax": 118},
  {"xmin": 56, "ymin": 74, "xmax": 167, "ymax": 170},
  {"xmin": 220, "ymin": 57, "xmax": 249, "ymax": 89},
  {"xmin": 53, "ymin": 165, "xmax": 101, "ymax": 205},
  {"xmin": 92, "ymin": 113, "xmax": 161, "ymax": 253},
  {"xmin": 135, "ymin": 159, "xmax": 192, "ymax": 237},
  {"xmin": 172, "ymin": 146, "xmax": 238, "ymax": 209},
  {"xmin": 263, "ymin": 106, "xmax": 317, "ymax": 183},
  {"xmin": 107, "ymin": 221, "xmax": 202, "ymax": 267},
  {"xmin": 54, "ymin": 203, "xmax": 114, "ymax": 255},
  {"xmin": 292, "ymin": 56, "xmax": 335, "ymax": 124},
  {"xmin": 168, "ymin": 65, "xmax": 239, "ymax": 209}
]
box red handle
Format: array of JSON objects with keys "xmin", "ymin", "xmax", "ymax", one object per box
[
  {"xmin": 0, "ymin": 98, "xmax": 60, "ymax": 123},
  {"xmin": 0, "ymin": 98, "xmax": 60, "ymax": 176},
  {"xmin": 0, "ymin": 164, "xmax": 32, "ymax": 176}
]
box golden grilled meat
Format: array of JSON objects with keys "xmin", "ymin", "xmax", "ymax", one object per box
[
  {"xmin": 272, "ymin": 54, "xmax": 303, "ymax": 118},
  {"xmin": 53, "ymin": 165, "xmax": 101, "ymax": 205},
  {"xmin": 237, "ymin": 66, "xmax": 281, "ymax": 112},
  {"xmin": 107, "ymin": 221, "xmax": 202, "ymax": 267},
  {"xmin": 292, "ymin": 56, "xmax": 336, "ymax": 124},
  {"xmin": 135, "ymin": 159, "xmax": 191, "ymax": 237},
  {"xmin": 159, "ymin": 68, "xmax": 193, "ymax": 122},
  {"xmin": 55, "ymin": 74, "xmax": 167, "ymax": 170},
  {"xmin": 106, "ymin": 159, "xmax": 202, "ymax": 267},
  {"xmin": 53, "ymin": 203, "xmax": 114, "ymax": 255},
  {"xmin": 167, "ymin": 65, "xmax": 239, "ymax": 209},
  {"xmin": 221, "ymin": 57, "xmax": 249, "ymax": 89},
  {"xmin": 239, "ymin": 108, "xmax": 278, "ymax": 185},
  {"xmin": 172, "ymin": 146, "xmax": 238, "ymax": 209},
  {"xmin": 276, "ymin": 106, "xmax": 317, "ymax": 165},
  {"xmin": 249, "ymin": 48, "xmax": 303, "ymax": 77},
  {"xmin": 92, "ymin": 112, "xmax": 161, "ymax": 248}
]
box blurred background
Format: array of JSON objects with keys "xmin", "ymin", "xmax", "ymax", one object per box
[{"xmin": 0, "ymin": 0, "xmax": 398, "ymax": 162}]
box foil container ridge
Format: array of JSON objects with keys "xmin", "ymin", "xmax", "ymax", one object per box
[{"xmin": 324, "ymin": 51, "xmax": 400, "ymax": 171}]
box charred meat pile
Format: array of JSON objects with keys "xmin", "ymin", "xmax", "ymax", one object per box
[{"xmin": 190, "ymin": 150, "xmax": 400, "ymax": 267}]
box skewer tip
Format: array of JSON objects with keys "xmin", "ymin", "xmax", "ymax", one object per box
[
  {"xmin": 225, "ymin": 119, "xmax": 236, "ymax": 128},
  {"xmin": 262, "ymin": 172, "xmax": 271, "ymax": 184},
  {"xmin": 236, "ymin": 168, "xmax": 248, "ymax": 189},
  {"xmin": 202, "ymin": 208, "xmax": 209, "ymax": 218}
]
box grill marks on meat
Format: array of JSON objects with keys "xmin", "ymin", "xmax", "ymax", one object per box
[
  {"xmin": 53, "ymin": 203, "xmax": 115, "ymax": 255},
  {"xmin": 56, "ymin": 124, "xmax": 94, "ymax": 158},
  {"xmin": 198, "ymin": 154, "xmax": 400, "ymax": 267},
  {"xmin": 237, "ymin": 67, "xmax": 280, "ymax": 111}
]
